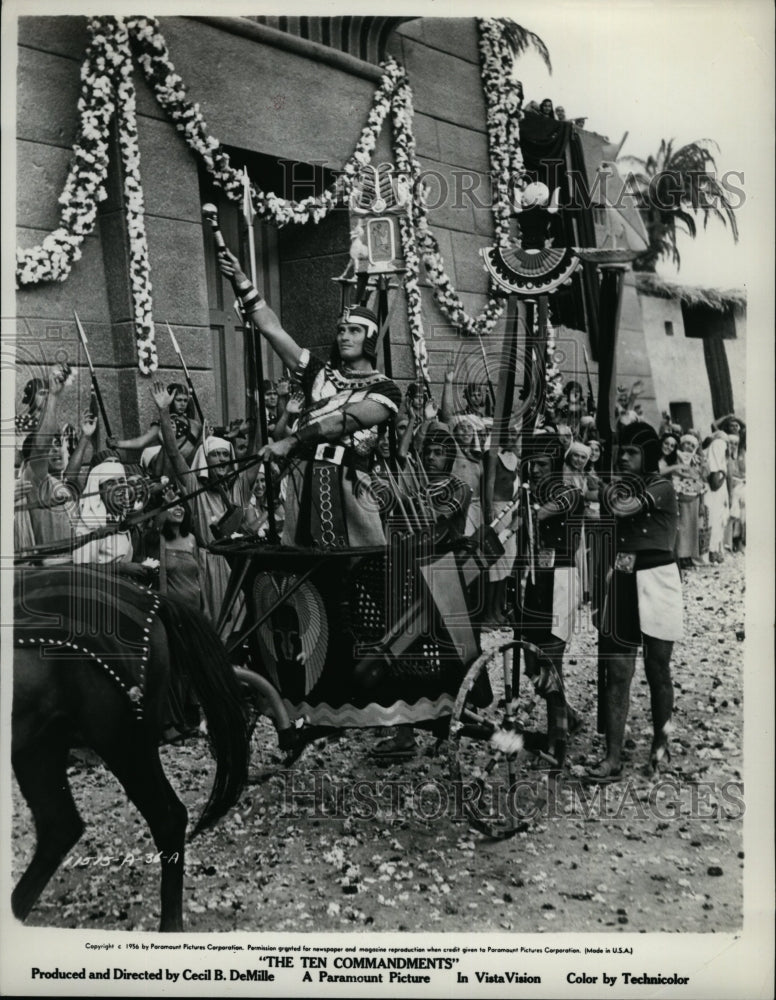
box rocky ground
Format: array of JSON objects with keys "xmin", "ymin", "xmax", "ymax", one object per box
[{"xmin": 12, "ymin": 553, "xmax": 746, "ymax": 934}]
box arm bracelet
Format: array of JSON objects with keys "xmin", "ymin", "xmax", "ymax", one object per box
[
  {"xmin": 240, "ymin": 288, "xmax": 265, "ymax": 311},
  {"xmin": 293, "ymin": 348, "xmax": 311, "ymax": 379}
]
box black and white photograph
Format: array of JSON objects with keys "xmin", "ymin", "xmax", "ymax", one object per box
[{"xmin": 2, "ymin": 2, "xmax": 773, "ymax": 997}]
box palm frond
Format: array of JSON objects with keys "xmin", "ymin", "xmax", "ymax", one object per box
[
  {"xmin": 500, "ymin": 20, "xmax": 552, "ymax": 72},
  {"xmin": 626, "ymin": 136, "xmax": 740, "ymax": 270},
  {"xmin": 674, "ymin": 209, "xmax": 698, "ymax": 239}
]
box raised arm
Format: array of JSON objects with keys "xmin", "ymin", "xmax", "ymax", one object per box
[
  {"xmin": 218, "ymin": 248, "xmax": 302, "ymax": 372},
  {"xmin": 439, "ymin": 352, "xmax": 457, "ymax": 425},
  {"xmin": 273, "ymin": 390, "xmax": 304, "ymax": 441},
  {"xmin": 64, "ymin": 410, "xmax": 97, "ymax": 489},
  {"xmin": 151, "ymin": 382, "xmax": 198, "ymax": 497},
  {"xmin": 108, "ymin": 426, "xmax": 160, "ymax": 452},
  {"xmin": 27, "ymin": 366, "xmax": 67, "ymax": 485}
]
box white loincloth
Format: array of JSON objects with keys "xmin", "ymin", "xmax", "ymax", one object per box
[{"xmin": 636, "ymin": 563, "xmax": 684, "ymax": 640}]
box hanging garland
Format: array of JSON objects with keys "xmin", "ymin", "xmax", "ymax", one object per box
[
  {"xmin": 478, "ymin": 18, "xmax": 527, "ymax": 249},
  {"xmin": 17, "ymin": 15, "xmax": 532, "ymax": 373},
  {"xmin": 15, "ymin": 18, "xmax": 116, "ymax": 286},
  {"xmin": 114, "ymin": 19, "xmax": 157, "ymax": 373},
  {"xmin": 542, "ymin": 306, "xmax": 565, "ymax": 426}
]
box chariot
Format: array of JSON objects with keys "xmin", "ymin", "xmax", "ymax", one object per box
[{"xmin": 210, "ymin": 534, "xmax": 567, "ymax": 839}]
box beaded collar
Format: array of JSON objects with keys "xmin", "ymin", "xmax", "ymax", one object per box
[{"xmin": 325, "ymin": 363, "xmax": 390, "ymax": 391}]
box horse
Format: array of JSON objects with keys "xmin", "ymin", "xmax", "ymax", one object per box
[{"xmin": 12, "ymin": 565, "xmax": 250, "ymax": 931}]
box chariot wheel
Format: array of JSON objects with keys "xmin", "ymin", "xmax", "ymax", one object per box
[{"xmin": 448, "ymin": 639, "xmax": 566, "ymax": 840}]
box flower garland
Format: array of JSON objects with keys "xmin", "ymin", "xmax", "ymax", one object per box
[
  {"xmin": 391, "ymin": 67, "xmax": 506, "ymax": 343},
  {"xmin": 114, "ymin": 19, "xmax": 157, "ymax": 373},
  {"xmin": 15, "ymin": 19, "xmax": 115, "ymax": 286},
  {"xmin": 17, "ymin": 16, "xmax": 533, "ymax": 375},
  {"xmin": 16, "ymin": 17, "xmax": 157, "ymax": 372},
  {"xmin": 127, "ymin": 15, "xmax": 517, "ymax": 340},
  {"xmin": 397, "ymin": 215, "xmax": 432, "ymax": 388},
  {"xmin": 541, "ymin": 306, "xmax": 565, "ymax": 426},
  {"xmin": 127, "ymin": 16, "xmax": 405, "ymax": 227},
  {"xmin": 478, "ymin": 18, "xmax": 527, "ymax": 249}
]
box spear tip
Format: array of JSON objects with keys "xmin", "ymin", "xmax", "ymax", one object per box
[
  {"xmin": 73, "ymin": 310, "xmax": 88, "ymax": 343},
  {"xmin": 165, "ymin": 320, "xmax": 180, "ymax": 353}
]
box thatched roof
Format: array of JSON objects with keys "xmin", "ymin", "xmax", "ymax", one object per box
[{"xmin": 635, "ymin": 273, "xmax": 746, "ymax": 312}]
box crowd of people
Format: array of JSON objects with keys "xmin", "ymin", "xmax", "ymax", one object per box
[
  {"xmin": 14, "ymin": 248, "xmax": 745, "ymax": 780},
  {"xmin": 13, "ymin": 365, "xmax": 286, "ymax": 625}
]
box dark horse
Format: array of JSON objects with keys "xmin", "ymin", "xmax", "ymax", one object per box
[{"xmin": 12, "ymin": 565, "xmax": 249, "ymax": 931}]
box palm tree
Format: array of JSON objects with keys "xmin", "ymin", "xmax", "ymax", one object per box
[
  {"xmin": 618, "ymin": 139, "xmax": 739, "ymax": 272},
  {"xmin": 500, "ymin": 19, "xmax": 552, "ymax": 72}
]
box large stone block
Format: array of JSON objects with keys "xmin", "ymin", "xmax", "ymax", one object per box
[
  {"xmin": 16, "ymin": 141, "xmax": 73, "ymax": 232},
  {"xmin": 471, "ymin": 198, "xmax": 496, "ymax": 239},
  {"xmin": 16, "ymin": 227, "xmax": 111, "ymax": 322},
  {"xmin": 133, "ymin": 68, "xmax": 173, "ymax": 124},
  {"xmin": 143, "ymin": 216, "xmax": 211, "ymax": 327},
  {"xmin": 435, "ymin": 119, "xmax": 489, "ymax": 172},
  {"xmin": 15, "ymin": 321, "xmax": 82, "ymax": 379},
  {"xmin": 392, "ymin": 19, "xmax": 425, "ymax": 44},
  {"xmin": 419, "ymin": 158, "xmax": 477, "ymax": 235},
  {"xmin": 417, "ymin": 18, "xmax": 480, "ymax": 65},
  {"xmin": 154, "ymin": 324, "xmax": 214, "ymax": 372},
  {"xmin": 413, "ymin": 112, "xmax": 440, "ymax": 162},
  {"xmin": 158, "ymin": 18, "xmax": 380, "ymax": 170},
  {"xmin": 398, "ymin": 37, "xmax": 486, "ymax": 132},
  {"xmin": 450, "ymin": 229, "xmax": 490, "ymax": 295},
  {"xmin": 97, "ymin": 209, "xmax": 133, "ymax": 326},
  {"xmin": 17, "ymin": 47, "xmax": 82, "ymax": 149},
  {"xmin": 18, "ymin": 15, "xmax": 88, "ymax": 60},
  {"xmin": 137, "ymin": 116, "xmax": 205, "ymax": 224}
]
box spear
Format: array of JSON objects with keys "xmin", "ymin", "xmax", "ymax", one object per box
[
  {"xmin": 239, "ymin": 174, "xmax": 279, "ymax": 544},
  {"xmin": 166, "ymin": 322, "xmax": 204, "ymax": 424},
  {"xmin": 241, "ymin": 168, "xmax": 263, "ymax": 435},
  {"xmin": 582, "ymin": 346, "xmax": 596, "ymax": 416},
  {"xmin": 524, "ymin": 483, "xmax": 535, "ymax": 585},
  {"xmin": 202, "ymin": 199, "xmax": 279, "ymax": 544},
  {"xmin": 475, "ymin": 333, "xmax": 497, "ymax": 414},
  {"xmin": 73, "ymin": 310, "xmax": 112, "ymax": 438}
]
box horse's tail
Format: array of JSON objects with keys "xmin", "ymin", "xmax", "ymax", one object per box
[{"xmin": 156, "ymin": 599, "xmax": 249, "ymax": 836}]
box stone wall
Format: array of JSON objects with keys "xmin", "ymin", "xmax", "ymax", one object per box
[
  {"xmin": 638, "ymin": 292, "xmax": 746, "ymax": 434},
  {"xmin": 17, "ymin": 15, "xmax": 652, "ymax": 439}
]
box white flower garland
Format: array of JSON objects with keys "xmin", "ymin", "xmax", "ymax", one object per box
[
  {"xmin": 128, "ymin": 15, "xmax": 404, "ymax": 227},
  {"xmin": 17, "ymin": 16, "xmax": 531, "ymax": 375},
  {"xmin": 542, "ymin": 306, "xmax": 565, "ymax": 425},
  {"xmin": 478, "ymin": 18, "xmax": 527, "ymax": 249},
  {"xmin": 16, "ymin": 17, "xmax": 115, "ymax": 286},
  {"xmin": 391, "ymin": 65, "xmax": 506, "ymax": 347},
  {"xmin": 114, "ymin": 19, "xmax": 157, "ymax": 374},
  {"xmin": 16, "ymin": 16, "xmax": 157, "ymax": 372}
]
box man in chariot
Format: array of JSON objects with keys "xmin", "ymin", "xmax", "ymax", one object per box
[{"xmin": 219, "ymin": 248, "xmax": 401, "ymax": 549}]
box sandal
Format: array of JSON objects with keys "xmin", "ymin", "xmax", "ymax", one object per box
[
  {"xmin": 370, "ymin": 731, "xmax": 417, "ymax": 760},
  {"xmin": 584, "ymin": 762, "xmax": 624, "ymax": 784}
]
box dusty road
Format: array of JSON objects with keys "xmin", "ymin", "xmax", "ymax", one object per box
[{"xmin": 12, "ymin": 553, "xmax": 745, "ymax": 934}]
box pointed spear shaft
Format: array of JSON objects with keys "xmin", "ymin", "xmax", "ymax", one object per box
[
  {"xmin": 241, "ymin": 168, "xmax": 264, "ymax": 437},
  {"xmin": 74, "ymin": 310, "xmax": 112, "ymax": 439},
  {"xmin": 166, "ymin": 322, "xmax": 204, "ymax": 424}
]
